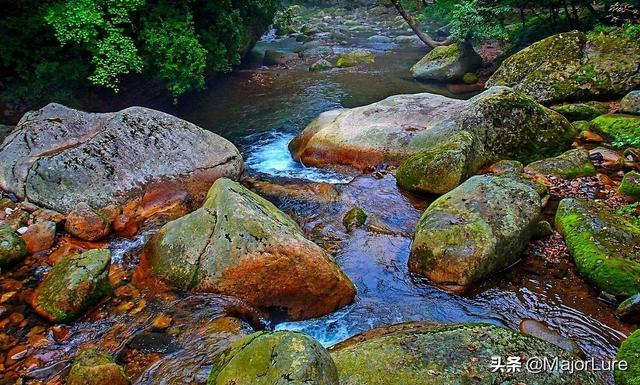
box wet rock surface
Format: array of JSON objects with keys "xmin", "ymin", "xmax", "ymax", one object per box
[
  {"xmin": 409, "ymin": 174, "xmax": 542, "ymax": 292},
  {"xmin": 331, "ymin": 322, "xmax": 602, "ymax": 385},
  {"xmin": 139, "ymin": 178, "xmax": 356, "ymax": 320}
]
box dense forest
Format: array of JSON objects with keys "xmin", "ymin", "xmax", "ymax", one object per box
[{"xmin": 1, "ymin": 0, "xmax": 638, "ymax": 118}]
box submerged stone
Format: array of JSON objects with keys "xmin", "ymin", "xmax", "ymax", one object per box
[
  {"xmin": 556, "ymin": 198, "xmax": 640, "ymax": 297},
  {"xmin": 409, "ymin": 175, "xmax": 541, "ymax": 292},
  {"xmin": 524, "ymin": 149, "xmax": 596, "ymax": 179},
  {"xmin": 617, "ymin": 293, "xmax": 640, "ymax": 322},
  {"xmin": 487, "ymin": 30, "xmax": 640, "ymax": 104},
  {"xmin": 32, "ymin": 249, "xmax": 112, "ymax": 322},
  {"xmin": 0, "ymin": 225, "xmax": 27, "ymax": 267},
  {"xmin": 411, "ymin": 43, "xmax": 482, "ymax": 82},
  {"xmin": 331, "ymin": 322, "xmax": 601, "ymax": 385},
  {"xmin": 140, "ymin": 178, "xmax": 355, "ymax": 320},
  {"xmin": 343, "ymin": 207, "xmax": 367, "ymax": 232},
  {"xmin": 68, "ymin": 349, "xmax": 129, "ymax": 385},
  {"xmin": 208, "ymin": 331, "xmax": 338, "ymax": 385},
  {"xmin": 518, "ymin": 319, "xmax": 584, "ymax": 357}
]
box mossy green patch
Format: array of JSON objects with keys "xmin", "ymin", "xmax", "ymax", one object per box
[
  {"xmin": 0, "ymin": 224, "xmax": 27, "ymax": 267},
  {"xmin": 525, "ymin": 149, "xmax": 596, "ymax": 179},
  {"xmin": 208, "ymin": 331, "xmax": 338, "ymax": 385},
  {"xmin": 331, "ymin": 322, "xmax": 600, "ymax": 385},
  {"xmin": 615, "ymin": 329, "xmax": 640, "ymax": 385},
  {"xmin": 336, "ymin": 50, "xmax": 374, "ymax": 68},
  {"xmin": 620, "ymin": 171, "xmax": 640, "ymax": 196},
  {"xmin": 590, "ymin": 114, "xmax": 640, "ymax": 148},
  {"xmin": 551, "ymin": 101, "xmax": 609, "ymax": 121},
  {"xmin": 68, "ymin": 349, "xmax": 129, "ymax": 385},
  {"xmin": 32, "ymin": 249, "xmax": 112, "ymax": 322},
  {"xmin": 396, "ymin": 131, "xmax": 481, "ymax": 195},
  {"xmin": 556, "ymin": 198, "xmax": 640, "ymax": 297}
]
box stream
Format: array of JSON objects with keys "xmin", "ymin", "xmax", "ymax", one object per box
[{"xmin": 13, "ymin": 7, "xmax": 634, "ymax": 385}]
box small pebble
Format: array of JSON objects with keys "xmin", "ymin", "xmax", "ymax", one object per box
[{"xmin": 17, "ymin": 227, "xmax": 28, "ymax": 235}]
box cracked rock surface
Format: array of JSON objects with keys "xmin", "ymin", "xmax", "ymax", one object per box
[{"xmin": 0, "ymin": 103, "xmax": 244, "ymax": 227}]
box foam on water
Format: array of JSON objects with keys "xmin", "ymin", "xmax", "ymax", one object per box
[{"xmin": 244, "ymin": 132, "xmax": 354, "ymax": 183}]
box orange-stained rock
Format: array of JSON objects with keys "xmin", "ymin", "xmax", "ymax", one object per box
[
  {"xmin": 21, "ymin": 221, "xmax": 56, "ymax": 254},
  {"xmin": 64, "ymin": 202, "xmax": 111, "ymax": 241},
  {"xmin": 137, "ymin": 178, "xmax": 355, "ymax": 320}
]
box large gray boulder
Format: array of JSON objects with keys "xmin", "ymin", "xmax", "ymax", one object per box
[
  {"xmin": 139, "ymin": 178, "xmax": 355, "ymax": 320},
  {"xmin": 409, "ymin": 174, "xmax": 542, "ymax": 292},
  {"xmin": 487, "ymin": 30, "xmax": 640, "ymax": 105},
  {"xmin": 411, "ymin": 43, "xmax": 482, "ymax": 82},
  {"xmin": 0, "ymin": 103, "xmax": 243, "ymax": 230},
  {"xmin": 290, "ymin": 87, "xmax": 575, "ymax": 194},
  {"xmin": 620, "ymin": 90, "xmax": 640, "ymax": 115}
]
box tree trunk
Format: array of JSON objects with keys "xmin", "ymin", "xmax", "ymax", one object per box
[{"xmin": 389, "ymin": 0, "xmax": 453, "ymax": 48}]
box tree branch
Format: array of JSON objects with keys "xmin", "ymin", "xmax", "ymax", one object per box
[{"xmin": 389, "ymin": 0, "xmax": 453, "ymax": 48}]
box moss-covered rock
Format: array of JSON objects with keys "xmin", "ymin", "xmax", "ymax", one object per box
[
  {"xmin": 336, "ymin": 49, "xmax": 375, "ymax": 67},
  {"xmin": 310, "ymin": 59, "xmax": 334, "ymax": 72},
  {"xmin": 208, "ymin": 331, "xmax": 338, "ymax": 385},
  {"xmin": 68, "ymin": 349, "xmax": 129, "ymax": 385},
  {"xmin": 551, "ymin": 101, "xmax": 609, "ymax": 121},
  {"xmin": 621, "ymin": 90, "xmax": 640, "ymax": 116},
  {"xmin": 331, "ymin": 322, "xmax": 601, "ymax": 385},
  {"xmin": 140, "ymin": 178, "xmax": 355, "ymax": 320},
  {"xmin": 615, "ymin": 329, "xmax": 640, "ymax": 385},
  {"xmin": 411, "ymin": 43, "xmax": 483, "ymax": 82},
  {"xmin": 462, "ymin": 72, "xmax": 478, "ymax": 84},
  {"xmin": 556, "ymin": 198, "xmax": 640, "ymax": 297},
  {"xmin": 617, "ymin": 293, "xmax": 640, "ymax": 322},
  {"xmin": 396, "ymin": 131, "xmax": 482, "ymax": 194},
  {"xmin": 291, "ymin": 87, "xmax": 575, "ymax": 195},
  {"xmin": 0, "ymin": 224, "xmax": 27, "ymax": 267},
  {"xmin": 343, "ymin": 207, "xmax": 367, "ymax": 232},
  {"xmin": 487, "ymin": 30, "xmax": 640, "ymax": 105},
  {"xmin": 409, "ymin": 175, "xmax": 541, "ymax": 292},
  {"xmin": 590, "ymin": 114, "xmax": 640, "ymax": 148},
  {"xmin": 487, "ymin": 160, "xmax": 524, "ymax": 175},
  {"xmin": 525, "ymin": 149, "xmax": 596, "ymax": 179},
  {"xmin": 32, "ymin": 249, "xmax": 112, "ymax": 322},
  {"xmin": 620, "ymin": 171, "xmax": 640, "ymax": 197}
]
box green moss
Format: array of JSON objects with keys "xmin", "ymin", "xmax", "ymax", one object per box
[
  {"xmin": 551, "ymin": 102, "xmax": 609, "ymax": 122},
  {"xmin": 525, "ymin": 149, "xmax": 596, "ymax": 179},
  {"xmin": 208, "ymin": 331, "xmax": 338, "ymax": 385},
  {"xmin": 0, "ymin": 225, "xmax": 27, "ymax": 267},
  {"xmin": 462, "ymin": 72, "xmax": 478, "ymax": 84},
  {"xmin": 332, "ymin": 322, "xmax": 599, "ymax": 385},
  {"xmin": 343, "ymin": 207, "xmax": 367, "ymax": 232},
  {"xmin": 556, "ymin": 198, "xmax": 640, "ymax": 297},
  {"xmin": 68, "ymin": 349, "xmax": 129, "ymax": 385},
  {"xmin": 615, "ymin": 329, "xmax": 640, "ymax": 385},
  {"xmin": 336, "ymin": 50, "xmax": 374, "ymax": 68},
  {"xmin": 591, "ymin": 114, "xmax": 640, "ymax": 148},
  {"xmin": 620, "ymin": 171, "xmax": 640, "ymax": 196},
  {"xmin": 396, "ymin": 131, "xmax": 480, "ymax": 195},
  {"xmin": 32, "ymin": 249, "xmax": 112, "ymax": 322}
]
